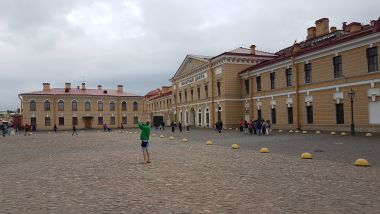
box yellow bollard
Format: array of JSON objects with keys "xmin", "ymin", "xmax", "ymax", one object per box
[
  {"xmin": 260, "ymin": 147, "xmax": 269, "ymax": 153},
  {"xmin": 231, "ymin": 144, "xmax": 239, "ymax": 149},
  {"xmin": 182, "ymin": 138, "xmax": 188, "ymax": 142},
  {"xmin": 160, "ymin": 135, "xmax": 164, "ymax": 138},
  {"xmin": 354, "ymin": 158, "xmax": 369, "ymax": 167},
  {"xmin": 169, "ymin": 136, "xmax": 175, "ymax": 140},
  {"xmin": 206, "ymin": 140, "xmax": 213, "ymax": 145},
  {"xmin": 301, "ymin": 152, "xmax": 313, "ymax": 159}
]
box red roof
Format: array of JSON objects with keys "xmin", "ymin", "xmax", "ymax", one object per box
[
  {"xmin": 20, "ymin": 88, "xmax": 140, "ymax": 97},
  {"xmin": 149, "ymin": 90, "xmax": 172, "ymax": 101},
  {"xmin": 145, "ymin": 88, "xmax": 161, "ymax": 98},
  {"xmin": 240, "ymin": 20, "xmax": 380, "ymax": 75}
]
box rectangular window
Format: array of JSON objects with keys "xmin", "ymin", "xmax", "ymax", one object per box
[
  {"xmin": 98, "ymin": 117, "xmax": 103, "ymax": 125},
  {"xmin": 72, "ymin": 117, "xmax": 78, "ymax": 126},
  {"xmin": 59, "ymin": 117, "xmax": 64, "ymax": 126},
  {"xmin": 271, "ymin": 108, "xmax": 276, "ymax": 124},
  {"xmin": 110, "ymin": 116, "xmax": 115, "ymax": 125},
  {"xmin": 72, "ymin": 101, "xmax": 77, "ymax": 111},
  {"xmin": 98, "ymin": 102, "xmax": 103, "ymax": 111},
  {"xmin": 244, "ymin": 79, "xmax": 250, "ymax": 94},
  {"xmin": 205, "ymin": 85, "xmax": 208, "ymax": 98},
  {"xmin": 197, "ymin": 87, "xmax": 200, "ymax": 100},
  {"xmin": 133, "ymin": 116, "xmax": 138, "ymax": 124},
  {"xmin": 110, "ymin": 102, "xmax": 115, "ymax": 111},
  {"xmin": 306, "ymin": 106, "xmax": 313, "ymax": 124},
  {"xmin": 304, "ymin": 63, "xmax": 312, "ymax": 84},
  {"xmin": 257, "ymin": 109, "xmax": 262, "ymax": 121},
  {"xmin": 285, "ymin": 68, "xmax": 292, "ymax": 87},
  {"xmin": 256, "ymin": 76, "xmax": 261, "ymax": 91},
  {"xmin": 336, "ymin": 103, "xmax": 344, "ymax": 124},
  {"xmin": 270, "ymin": 72, "xmax": 276, "ymax": 89},
  {"xmin": 122, "ymin": 116, "xmax": 127, "ymax": 124},
  {"xmin": 217, "ymin": 81, "xmax": 221, "ymax": 96},
  {"xmin": 367, "ymin": 47, "xmax": 378, "ymax": 73},
  {"xmin": 287, "ymin": 107, "xmax": 293, "ymax": 124},
  {"xmin": 333, "ymin": 56, "xmax": 342, "ymax": 78},
  {"xmin": 30, "ymin": 101, "xmax": 36, "ymax": 111},
  {"xmin": 45, "ymin": 117, "xmax": 51, "ymax": 126}
]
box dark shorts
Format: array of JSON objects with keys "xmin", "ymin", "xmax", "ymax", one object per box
[{"xmin": 141, "ymin": 140, "xmax": 149, "ymax": 149}]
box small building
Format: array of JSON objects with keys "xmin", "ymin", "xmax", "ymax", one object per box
[
  {"xmin": 18, "ymin": 83, "xmax": 145, "ymax": 130},
  {"xmin": 144, "ymin": 86, "xmax": 174, "ymax": 127}
]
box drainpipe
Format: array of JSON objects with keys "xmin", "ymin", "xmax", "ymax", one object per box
[
  {"xmin": 292, "ymin": 48, "xmax": 300, "ymax": 130},
  {"xmin": 210, "ymin": 60, "xmax": 215, "ymax": 127}
]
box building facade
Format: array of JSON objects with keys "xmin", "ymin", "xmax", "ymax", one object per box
[
  {"xmin": 144, "ymin": 86, "xmax": 174, "ymax": 127},
  {"xmin": 240, "ymin": 18, "xmax": 380, "ymax": 132},
  {"xmin": 19, "ymin": 83, "xmax": 146, "ymax": 130},
  {"xmin": 170, "ymin": 48, "xmax": 276, "ymax": 128}
]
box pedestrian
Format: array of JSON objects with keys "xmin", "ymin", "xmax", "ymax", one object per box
[
  {"xmin": 256, "ymin": 120, "xmax": 262, "ymax": 135},
  {"xmin": 53, "ymin": 124, "xmax": 57, "ymax": 133},
  {"xmin": 244, "ymin": 120, "xmax": 248, "ymax": 134},
  {"xmin": 1, "ymin": 124, "xmax": 5, "ymax": 137},
  {"xmin": 171, "ymin": 121, "xmax": 175, "ymax": 132},
  {"xmin": 72, "ymin": 125, "xmax": 78, "ymax": 135},
  {"xmin": 265, "ymin": 120, "xmax": 271, "ymax": 135},
  {"xmin": 162, "ymin": 121, "xmax": 165, "ymax": 130},
  {"xmin": 239, "ymin": 119, "xmax": 244, "ymax": 132},
  {"xmin": 138, "ymin": 121, "xmax": 151, "ymax": 163},
  {"xmin": 253, "ymin": 120, "xmax": 257, "ymax": 135},
  {"xmin": 261, "ymin": 120, "xmax": 266, "ymax": 135},
  {"xmin": 217, "ymin": 120, "xmax": 223, "ymax": 133},
  {"xmin": 178, "ymin": 122, "xmax": 182, "ymax": 132},
  {"xmin": 248, "ymin": 120, "xmax": 253, "ymax": 134}
]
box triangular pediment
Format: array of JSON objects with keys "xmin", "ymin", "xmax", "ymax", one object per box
[{"xmin": 171, "ymin": 55, "xmax": 211, "ymax": 80}]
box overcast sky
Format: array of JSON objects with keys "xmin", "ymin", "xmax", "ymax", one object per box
[{"xmin": 0, "ymin": 0, "xmax": 379, "ymax": 110}]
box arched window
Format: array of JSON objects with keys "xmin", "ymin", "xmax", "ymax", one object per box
[
  {"xmin": 58, "ymin": 100, "xmax": 64, "ymax": 111},
  {"xmin": 205, "ymin": 108, "xmax": 210, "ymax": 127},
  {"xmin": 198, "ymin": 109, "xmax": 202, "ymax": 126},
  {"xmin": 110, "ymin": 101, "xmax": 115, "ymax": 111},
  {"xmin": 97, "ymin": 101, "xmax": 103, "ymax": 111},
  {"xmin": 30, "ymin": 100, "xmax": 36, "ymax": 111},
  {"xmin": 72, "ymin": 100, "xmax": 78, "ymax": 111},
  {"xmin": 133, "ymin": 101, "xmax": 138, "ymax": 111},
  {"xmin": 44, "ymin": 100, "xmax": 50, "ymax": 111},
  {"xmin": 85, "ymin": 101, "xmax": 91, "ymax": 111},
  {"xmin": 121, "ymin": 101, "xmax": 127, "ymax": 111}
]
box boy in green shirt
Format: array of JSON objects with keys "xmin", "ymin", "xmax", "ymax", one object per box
[{"xmin": 138, "ymin": 121, "xmax": 151, "ymax": 163}]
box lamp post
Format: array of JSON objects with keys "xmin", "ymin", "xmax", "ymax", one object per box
[{"xmin": 348, "ymin": 88, "xmax": 355, "ymax": 136}]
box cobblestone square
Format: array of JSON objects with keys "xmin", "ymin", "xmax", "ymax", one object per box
[{"xmin": 1, "ymin": 129, "xmax": 380, "ymax": 213}]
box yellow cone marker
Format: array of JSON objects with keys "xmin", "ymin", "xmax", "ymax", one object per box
[
  {"xmin": 231, "ymin": 144, "xmax": 239, "ymax": 149},
  {"xmin": 330, "ymin": 131, "xmax": 337, "ymax": 135},
  {"xmin": 354, "ymin": 158, "xmax": 369, "ymax": 167},
  {"xmin": 302, "ymin": 130, "xmax": 308, "ymax": 134},
  {"xmin": 365, "ymin": 133, "xmax": 372, "ymax": 137},
  {"xmin": 182, "ymin": 138, "xmax": 188, "ymax": 142},
  {"xmin": 295, "ymin": 130, "xmax": 300, "ymax": 133},
  {"xmin": 152, "ymin": 133, "xmax": 156, "ymax": 137},
  {"xmin": 206, "ymin": 140, "xmax": 213, "ymax": 145},
  {"xmin": 340, "ymin": 132, "xmax": 347, "ymax": 136},
  {"xmin": 260, "ymin": 147, "xmax": 269, "ymax": 153},
  {"xmin": 289, "ymin": 130, "xmax": 294, "ymax": 133},
  {"xmin": 301, "ymin": 152, "xmax": 313, "ymax": 159},
  {"xmin": 169, "ymin": 136, "xmax": 175, "ymax": 140},
  {"xmin": 160, "ymin": 135, "xmax": 164, "ymax": 138},
  {"xmin": 316, "ymin": 130, "xmax": 321, "ymax": 134},
  {"xmin": 278, "ymin": 130, "xmax": 283, "ymax": 133}
]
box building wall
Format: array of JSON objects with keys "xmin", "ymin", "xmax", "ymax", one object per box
[{"xmin": 21, "ymin": 95, "xmax": 145, "ymax": 130}]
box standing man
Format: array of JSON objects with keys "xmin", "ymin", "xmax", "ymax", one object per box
[
  {"xmin": 138, "ymin": 121, "xmax": 151, "ymax": 163},
  {"xmin": 171, "ymin": 121, "xmax": 176, "ymax": 133},
  {"xmin": 53, "ymin": 124, "xmax": 57, "ymax": 133},
  {"xmin": 178, "ymin": 121, "xmax": 182, "ymax": 132},
  {"xmin": 72, "ymin": 125, "xmax": 78, "ymax": 135}
]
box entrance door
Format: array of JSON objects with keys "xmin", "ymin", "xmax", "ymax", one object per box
[
  {"xmin": 84, "ymin": 118, "xmax": 92, "ymax": 129},
  {"xmin": 153, "ymin": 116, "xmax": 164, "ymax": 127}
]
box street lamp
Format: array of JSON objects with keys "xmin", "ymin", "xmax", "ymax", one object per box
[{"xmin": 348, "ymin": 88, "xmax": 355, "ymax": 136}]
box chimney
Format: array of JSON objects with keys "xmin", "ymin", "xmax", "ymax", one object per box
[
  {"xmin": 98, "ymin": 85, "xmax": 102, "ymax": 90},
  {"xmin": 77, "ymin": 85, "xmax": 80, "ymax": 89},
  {"xmin": 43, "ymin": 83, "xmax": 50, "ymax": 91},
  {"xmin": 306, "ymin": 27, "xmax": 316, "ymax": 40},
  {"xmin": 81, "ymin": 82, "xmax": 86, "ymax": 90},
  {"xmin": 342, "ymin": 22, "xmax": 348, "ymax": 32},
  {"xmin": 161, "ymin": 86, "xmax": 171, "ymax": 94},
  {"xmin": 292, "ymin": 42, "xmax": 301, "ymax": 54},
  {"xmin": 315, "ymin": 18, "xmax": 329, "ymax": 37},
  {"xmin": 65, "ymin": 82, "xmax": 71, "ymax": 89},
  {"xmin": 117, "ymin": 85, "xmax": 123, "ymax": 93},
  {"xmin": 348, "ymin": 22, "xmax": 362, "ymax": 33},
  {"xmin": 330, "ymin": 26, "xmax": 337, "ymax": 32},
  {"xmin": 250, "ymin": 45, "xmax": 256, "ymax": 55}
]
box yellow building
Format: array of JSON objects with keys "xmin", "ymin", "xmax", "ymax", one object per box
[
  {"xmin": 171, "ymin": 48, "xmax": 276, "ymax": 128},
  {"xmin": 144, "ymin": 86, "xmax": 174, "ymax": 127},
  {"xmin": 19, "ymin": 83, "xmax": 146, "ymax": 130},
  {"xmin": 240, "ymin": 18, "xmax": 380, "ymax": 132}
]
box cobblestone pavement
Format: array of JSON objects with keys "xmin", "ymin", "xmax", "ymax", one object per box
[{"xmin": 0, "ymin": 129, "xmax": 379, "ymax": 213}]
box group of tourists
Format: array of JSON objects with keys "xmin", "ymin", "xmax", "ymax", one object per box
[
  {"xmin": 170, "ymin": 121, "xmax": 183, "ymax": 132},
  {"xmin": 215, "ymin": 120, "xmax": 223, "ymax": 133},
  {"xmin": 239, "ymin": 119, "xmax": 271, "ymax": 135},
  {"xmin": 1, "ymin": 123, "xmax": 14, "ymax": 137}
]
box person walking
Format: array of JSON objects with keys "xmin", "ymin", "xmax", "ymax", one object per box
[
  {"xmin": 162, "ymin": 121, "xmax": 165, "ymax": 130},
  {"xmin": 239, "ymin": 119, "xmax": 244, "ymax": 132},
  {"xmin": 138, "ymin": 121, "xmax": 151, "ymax": 163},
  {"xmin": 171, "ymin": 121, "xmax": 176, "ymax": 133},
  {"xmin": 72, "ymin": 125, "xmax": 78, "ymax": 135},
  {"xmin": 178, "ymin": 121, "xmax": 182, "ymax": 132},
  {"xmin": 53, "ymin": 124, "xmax": 57, "ymax": 133},
  {"xmin": 244, "ymin": 120, "xmax": 248, "ymax": 134},
  {"xmin": 248, "ymin": 120, "xmax": 253, "ymax": 134}
]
